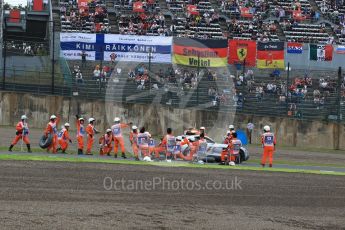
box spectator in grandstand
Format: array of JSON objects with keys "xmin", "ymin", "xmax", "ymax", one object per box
[
  {"xmin": 128, "ymin": 69, "xmax": 136, "ymax": 80},
  {"xmin": 255, "ymin": 86, "xmax": 264, "ymax": 101},
  {"xmin": 115, "ymin": 67, "xmax": 122, "ymax": 77},
  {"xmin": 24, "ymin": 45, "xmax": 33, "ymax": 55},
  {"xmin": 76, "ymin": 70, "xmax": 84, "ymax": 85},
  {"xmin": 191, "ymin": 75, "xmax": 198, "ymax": 89},
  {"xmin": 319, "ymin": 78, "xmax": 329, "ymax": 89},
  {"xmin": 266, "ymin": 82, "xmax": 277, "ymax": 94},
  {"xmin": 110, "ymin": 53, "xmax": 117, "ymax": 65},
  {"xmin": 73, "ymin": 65, "xmax": 80, "ymax": 76},
  {"xmin": 93, "ymin": 65, "xmax": 101, "ymax": 80},
  {"xmin": 81, "ymin": 51, "xmax": 87, "ymax": 68}
]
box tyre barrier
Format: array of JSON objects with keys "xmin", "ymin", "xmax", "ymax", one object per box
[{"xmin": 39, "ymin": 134, "xmax": 52, "ymax": 149}]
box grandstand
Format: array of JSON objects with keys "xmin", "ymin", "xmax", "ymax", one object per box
[{"xmin": 1, "ymin": 0, "xmax": 345, "ymax": 123}]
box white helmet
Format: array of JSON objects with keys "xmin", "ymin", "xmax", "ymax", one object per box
[
  {"xmin": 106, "ymin": 128, "xmax": 112, "ymax": 133},
  {"xmin": 50, "ymin": 115, "xmax": 57, "ymax": 120},
  {"xmin": 21, "ymin": 115, "xmax": 27, "ymax": 120},
  {"xmin": 229, "ymin": 125, "xmax": 235, "ymax": 130},
  {"xmin": 114, "ymin": 117, "xmax": 120, "ymax": 122},
  {"xmin": 79, "ymin": 117, "xmax": 84, "ymax": 121},
  {"xmin": 132, "ymin": 125, "xmax": 138, "ymax": 130},
  {"xmin": 64, "ymin": 123, "xmax": 70, "ymax": 127},
  {"xmin": 89, "ymin": 118, "xmax": 95, "ymax": 123},
  {"xmin": 229, "ymin": 161, "xmax": 236, "ymax": 166},
  {"xmin": 143, "ymin": 156, "xmax": 153, "ymax": 162},
  {"xmin": 200, "ymin": 126, "xmax": 205, "ymax": 130},
  {"xmin": 264, "ymin": 125, "xmax": 271, "ymax": 132}
]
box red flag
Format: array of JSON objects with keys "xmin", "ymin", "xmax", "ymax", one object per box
[
  {"xmin": 240, "ymin": 7, "xmax": 253, "ymax": 18},
  {"xmin": 187, "ymin": 5, "xmax": 199, "ymax": 15},
  {"xmin": 293, "ymin": 8, "xmax": 306, "ymax": 21},
  {"xmin": 133, "ymin": 1, "xmax": 145, "ymax": 12},
  {"xmin": 228, "ymin": 40, "xmax": 257, "ymax": 67},
  {"xmin": 9, "ymin": 9, "xmax": 20, "ymax": 23},
  {"xmin": 78, "ymin": 0, "xmax": 88, "ymax": 8},
  {"xmin": 33, "ymin": 0, "xmax": 43, "ymax": 11}
]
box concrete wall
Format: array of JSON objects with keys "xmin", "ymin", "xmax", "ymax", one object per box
[{"xmin": 0, "ymin": 91, "xmax": 344, "ymax": 150}]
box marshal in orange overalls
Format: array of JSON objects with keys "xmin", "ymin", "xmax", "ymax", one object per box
[
  {"xmin": 58, "ymin": 126, "xmax": 71, "ymax": 153},
  {"xmin": 76, "ymin": 116, "xmax": 86, "ymax": 155},
  {"xmin": 261, "ymin": 132, "xmax": 276, "ymax": 167},
  {"xmin": 45, "ymin": 116, "xmax": 60, "ymax": 154}
]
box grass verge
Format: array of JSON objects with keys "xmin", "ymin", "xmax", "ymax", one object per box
[{"xmin": 0, "ymin": 154, "xmax": 344, "ymax": 176}]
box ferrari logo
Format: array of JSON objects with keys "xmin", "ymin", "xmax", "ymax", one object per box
[{"xmin": 237, "ymin": 47, "xmax": 247, "ymax": 61}]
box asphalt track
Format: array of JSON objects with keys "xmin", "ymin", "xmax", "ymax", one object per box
[{"xmin": 0, "ymin": 160, "xmax": 345, "ymax": 229}]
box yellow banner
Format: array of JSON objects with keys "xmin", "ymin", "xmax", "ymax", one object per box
[
  {"xmin": 173, "ymin": 54, "xmax": 228, "ymax": 67},
  {"xmin": 257, "ymin": 59, "xmax": 285, "ymax": 69}
]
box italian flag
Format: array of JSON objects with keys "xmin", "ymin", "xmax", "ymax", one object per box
[{"xmin": 309, "ymin": 44, "xmax": 333, "ymax": 61}]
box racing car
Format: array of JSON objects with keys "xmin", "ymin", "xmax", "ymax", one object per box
[{"xmin": 177, "ymin": 131, "xmax": 250, "ymax": 164}]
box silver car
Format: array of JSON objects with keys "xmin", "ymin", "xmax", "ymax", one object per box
[{"xmin": 177, "ymin": 134, "xmax": 250, "ymax": 163}]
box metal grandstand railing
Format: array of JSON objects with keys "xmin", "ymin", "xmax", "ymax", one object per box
[
  {"xmin": 0, "ymin": 58, "xmax": 344, "ymax": 123},
  {"xmin": 0, "ymin": 67, "xmax": 72, "ymax": 96},
  {"xmin": 59, "ymin": 62, "xmax": 344, "ymax": 123}
]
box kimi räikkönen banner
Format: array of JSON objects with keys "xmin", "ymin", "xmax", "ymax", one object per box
[
  {"xmin": 60, "ymin": 33, "xmax": 173, "ymax": 63},
  {"xmin": 228, "ymin": 40, "xmax": 257, "ymax": 67},
  {"xmin": 173, "ymin": 38, "xmax": 228, "ymax": 67},
  {"xmin": 257, "ymin": 42, "xmax": 285, "ymax": 69}
]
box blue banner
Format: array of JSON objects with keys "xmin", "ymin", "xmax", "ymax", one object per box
[{"xmin": 60, "ymin": 33, "xmax": 173, "ymax": 63}]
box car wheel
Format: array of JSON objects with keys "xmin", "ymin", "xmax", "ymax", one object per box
[
  {"xmin": 238, "ymin": 150, "xmax": 245, "ymax": 164},
  {"xmin": 203, "ymin": 156, "xmax": 215, "ymax": 163}
]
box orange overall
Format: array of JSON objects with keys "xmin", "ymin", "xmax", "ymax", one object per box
[
  {"xmin": 58, "ymin": 128, "xmax": 71, "ymax": 151},
  {"xmin": 111, "ymin": 123, "xmax": 129, "ymax": 154},
  {"xmin": 85, "ymin": 124, "xmax": 95, "ymax": 154},
  {"xmin": 45, "ymin": 118, "xmax": 60, "ymax": 153},
  {"xmin": 154, "ymin": 134, "xmax": 173, "ymax": 158},
  {"xmin": 99, "ymin": 133, "xmax": 113, "ymax": 155},
  {"xmin": 261, "ymin": 132, "xmax": 276, "ymax": 165},
  {"xmin": 11, "ymin": 121, "xmax": 30, "ymax": 145},
  {"xmin": 221, "ymin": 138, "xmax": 242, "ymax": 162},
  {"xmin": 130, "ymin": 131, "xmax": 139, "ymax": 157},
  {"xmin": 76, "ymin": 120, "xmax": 85, "ymax": 151},
  {"xmin": 175, "ymin": 138, "xmax": 192, "ymax": 160}
]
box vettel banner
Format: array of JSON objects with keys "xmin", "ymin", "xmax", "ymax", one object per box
[
  {"xmin": 257, "ymin": 42, "xmax": 285, "ymax": 69},
  {"xmin": 228, "ymin": 40, "xmax": 256, "ymax": 67},
  {"xmin": 173, "ymin": 38, "xmax": 228, "ymax": 67}
]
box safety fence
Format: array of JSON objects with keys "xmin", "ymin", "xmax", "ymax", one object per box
[
  {"xmin": 2, "ymin": 57, "xmax": 340, "ymax": 124},
  {"xmin": 0, "ymin": 65, "xmax": 344, "ymax": 124}
]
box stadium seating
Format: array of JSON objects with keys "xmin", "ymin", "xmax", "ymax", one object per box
[
  {"xmin": 59, "ymin": 0, "xmax": 110, "ymax": 33},
  {"xmin": 282, "ymin": 21, "xmax": 332, "ymax": 44},
  {"xmin": 48, "ymin": 0, "xmax": 345, "ymax": 121},
  {"xmin": 168, "ymin": 0, "xmax": 225, "ymax": 39}
]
